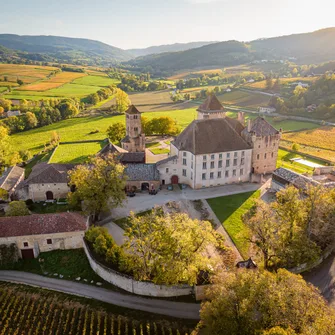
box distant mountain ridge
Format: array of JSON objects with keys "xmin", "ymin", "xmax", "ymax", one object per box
[
  {"xmin": 127, "ymin": 41, "xmax": 217, "ymax": 57},
  {"xmin": 127, "ymin": 28, "xmax": 335, "ymax": 74},
  {"xmin": 0, "ymin": 34, "xmax": 132, "ymax": 65}
]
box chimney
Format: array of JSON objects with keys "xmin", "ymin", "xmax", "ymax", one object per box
[
  {"xmin": 237, "ymin": 112, "xmax": 245, "ymax": 126},
  {"xmin": 247, "ymin": 119, "xmax": 252, "ymax": 132}
]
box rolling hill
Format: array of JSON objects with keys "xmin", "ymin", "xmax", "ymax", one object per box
[
  {"xmin": 127, "ymin": 41, "xmax": 217, "ymax": 57},
  {"xmin": 0, "ymin": 34, "xmax": 132, "ymax": 65},
  {"xmin": 127, "ymin": 28, "xmax": 335, "ymax": 74}
]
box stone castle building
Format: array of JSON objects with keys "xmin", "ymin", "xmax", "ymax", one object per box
[{"xmin": 121, "ymin": 105, "xmax": 146, "ymax": 152}]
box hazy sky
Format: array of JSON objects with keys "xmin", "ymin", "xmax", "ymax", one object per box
[{"xmin": 0, "ymin": 0, "xmax": 334, "ymax": 49}]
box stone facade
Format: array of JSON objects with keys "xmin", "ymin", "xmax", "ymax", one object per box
[
  {"xmin": 121, "ymin": 105, "xmax": 145, "ymax": 153},
  {"xmin": 0, "ymin": 231, "xmax": 84, "ymax": 258},
  {"xmin": 27, "ymin": 183, "xmax": 70, "ymax": 201},
  {"xmin": 157, "ymin": 144, "xmax": 252, "ymax": 189}
]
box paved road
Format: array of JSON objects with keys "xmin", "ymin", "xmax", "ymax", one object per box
[
  {"xmin": 304, "ymin": 254, "xmax": 335, "ymax": 307},
  {"xmin": 109, "ymin": 183, "xmax": 261, "ymax": 219},
  {"xmin": 0, "ymin": 271, "xmax": 200, "ymax": 319}
]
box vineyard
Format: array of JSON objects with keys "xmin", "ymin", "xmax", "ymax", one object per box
[{"xmin": 0, "ymin": 283, "xmax": 193, "ymax": 335}]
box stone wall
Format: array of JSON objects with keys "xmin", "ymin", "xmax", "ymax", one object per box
[
  {"xmin": 29, "ymin": 183, "xmax": 70, "ymax": 201},
  {"xmin": 83, "ymin": 241, "xmax": 194, "ymax": 297}
]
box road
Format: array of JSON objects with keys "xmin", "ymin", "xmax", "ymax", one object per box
[
  {"xmin": 0, "ymin": 271, "xmax": 200, "ymax": 320},
  {"xmin": 304, "ymin": 254, "xmax": 335, "ymax": 307}
]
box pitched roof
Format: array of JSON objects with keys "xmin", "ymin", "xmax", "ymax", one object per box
[
  {"xmin": 273, "ymin": 168, "xmax": 318, "ymax": 190},
  {"xmin": 125, "ymin": 164, "xmax": 160, "ymax": 181},
  {"xmin": 0, "ymin": 166, "xmax": 25, "ymax": 191},
  {"xmin": 197, "ymin": 94, "xmax": 224, "ymax": 112},
  {"xmin": 173, "ymin": 118, "xmax": 251, "ymax": 155},
  {"xmin": 25, "ymin": 163, "xmax": 74, "ymax": 184},
  {"xmin": 119, "ymin": 152, "xmax": 145, "ymax": 164},
  {"xmin": 0, "ymin": 212, "xmax": 87, "ymax": 238},
  {"xmin": 250, "ymin": 117, "xmax": 279, "ymax": 136},
  {"xmin": 125, "ymin": 105, "xmax": 141, "ymax": 115},
  {"xmin": 156, "ymin": 155, "xmax": 178, "ymax": 166},
  {"xmin": 99, "ymin": 142, "xmax": 127, "ymax": 156},
  {"xmin": 225, "ymin": 117, "xmax": 245, "ymax": 135}
]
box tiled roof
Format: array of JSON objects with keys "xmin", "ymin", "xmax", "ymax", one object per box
[
  {"xmin": 99, "ymin": 142, "xmax": 127, "ymax": 156},
  {"xmin": 173, "ymin": 118, "xmax": 251, "ymax": 155},
  {"xmin": 0, "ymin": 166, "xmax": 25, "ymax": 191},
  {"xmin": 25, "ymin": 163, "xmax": 74, "ymax": 184},
  {"xmin": 125, "ymin": 164, "xmax": 160, "ymax": 181},
  {"xmin": 197, "ymin": 94, "xmax": 225, "ymax": 112},
  {"xmin": 250, "ymin": 117, "xmax": 279, "ymax": 136},
  {"xmin": 119, "ymin": 152, "xmax": 145, "ymax": 164},
  {"xmin": 0, "ymin": 212, "xmax": 87, "ymax": 238},
  {"xmin": 273, "ymin": 168, "xmax": 318, "ymax": 190},
  {"xmin": 125, "ymin": 105, "xmax": 141, "ymax": 115},
  {"xmin": 225, "ymin": 116, "xmax": 245, "ymax": 135}
]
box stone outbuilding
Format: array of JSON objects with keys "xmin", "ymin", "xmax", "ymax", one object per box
[
  {"xmin": 17, "ymin": 163, "xmax": 74, "ymax": 201},
  {"xmin": 0, "ymin": 166, "xmax": 25, "ymax": 200},
  {"xmin": 125, "ymin": 163, "xmax": 160, "ymax": 191},
  {"xmin": 0, "ymin": 212, "xmax": 87, "ymax": 259}
]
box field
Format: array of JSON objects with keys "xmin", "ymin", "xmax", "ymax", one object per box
[
  {"xmin": 219, "ymin": 90, "xmax": 270, "ymax": 108},
  {"xmin": 49, "ymin": 141, "xmax": 105, "ymax": 164},
  {"xmin": 10, "ymin": 109, "xmax": 197, "ymax": 155},
  {"xmin": 129, "ymin": 90, "xmax": 197, "ymax": 112},
  {"xmin": 0, "ymin": 282, "xmax": 193, "ymax": 335},
  {"xmin": 0, "ymin": 64, "xmax": 57, "ymax": 82},
  {"xmin": 72, "ymin": 75, "xmax": 119, "ymax": 87},
  {"xmin": 207, "ymin": 191, "xmax": 260, "ymax": 259},
  {"xmin": 244, "ymin": 77, "xmax": 318, "ymax": 90},
  {"xmin": 168, "ymin": 68, "xmax": 223, "ymax": 80},
  {"xmin": 282, "ymin": 127, "xmax": 335, "ymax": 152},
  {"xmin": 276, "ymin": 149, "xmax": 327, "ymax": 174},
  {"xmin": 0, "ymin": 87, "xmax": 7, "ymax": 93}
]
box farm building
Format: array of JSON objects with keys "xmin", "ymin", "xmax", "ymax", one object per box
[
  {"xmin": 0, "ymin": 166, "xmax": 25, "ymax": 200},
  {"xmin": 0, "ymin": 212, "xmax": 87, "ymax": 259},
  {"xmin": 17, "ymin": 163, "xmax": 74, "ymax": 201},
  {"xmin": 125, "ymin": 164, "xmax": 160, "ymax": 191},
  {"xmin": 259, "ymin": 106, "xmax": 276, "ymax": 114}
]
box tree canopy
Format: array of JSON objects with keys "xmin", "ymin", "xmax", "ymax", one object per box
[
  {"xmin": 6, "ymin": 201, "xmax": 30, "ymax": 217},
  {"xmin": 123, "ymin": 209, "xmax": 219, "ymax": 285},
  {"xmin": 106, "ymin": 122, "xmax": 126, "ymax": 143},
  {"xmin": 68, "ymin": 155, "xmax": 127, "ymax": 222},
  {"xmin": 200, "ymin": 269, "xmax": 335, "ymax": 335}
]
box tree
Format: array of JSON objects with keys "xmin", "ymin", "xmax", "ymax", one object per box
[
  {"xmin": 6, "ymin": 201, "xmax": 30, "ymax": 217},
  {"xmin": 113, "ymin": 89, "xmax": 131, "ymax": 113},
  {"xmin": 0, "ymin": 126, "xmax": 12, "ymax": 174},
  {"xmin": 0, "ymin": 106, "xmax": 4, "ymax": 116},
  {"xmin": 123, "ymin": 209, "xmax": 218, "ymax": 285},
  {"xmin": 291, "ymin": 143, "xmax": 300, "ymax": 151},
  {"xmin": 68, "ymin": 155, "xmax": 126, "ymax": 222},
  {"xmin": 265, "ymin": 76, "xmax": 273, "ymax": 91},
  {"xmin": 106, "ymin": 122, "xmax": 126, "ymax": 143},
  {"xmin": 0, "ymin": 98, "xmax": 11, "ymax": 112},
  {"xmin": 50, "ymin": 131, "xmax": 60, "ymax": 146},
  {"xmin": 58, "ymin": 101, "xmax": 79, "ymax": 119},
  {"xmin": 24, "ymin": 112, "xmax": 38, "ymax": 129},
  {"xmin": 17, "ymin": 79, "xmax": 24, "ymax": 86},
  {"xmin": 141, "ymin": 116, "xmax": 181, "ymax": 136},
  {"xmin": 200, "ymin": 269, "xmax": 335, "ymax": 335}
]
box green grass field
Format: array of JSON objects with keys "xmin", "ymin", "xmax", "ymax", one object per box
[
  {"xmin": 49, "ymin": 141, "xmax": 105, "ymax": 164},
  {"xmin": 219, "ymin": 90, "xmax": 270, "ymax": 108},
  {"xmin": 72, "ymin": 75, "xmax": 120, "ymax": 87},
  {"xmin": 150, "ymin": 148, "xmax": 170, "ymax": 155},
  {"xmin": 207, "ymin": 191, "xmax": 260, "ymax": 259},
  {"xmin": 10, "ymin": 109, "xmax": 197, "ymax": 155},
  {"xmin": 145, "ymin": 142, "xmax": 160, "ymax": 148},
  {"xmin": 276, "ymin": 149, "xmax": 326, "ymax": 174}
]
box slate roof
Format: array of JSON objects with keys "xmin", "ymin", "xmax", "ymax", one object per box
[
  {"xmin": 25, "ymin": 163, "xmax": 74, "ymax": 184},
  {"xmin": 98, "ymin": 142, "xmax": 145, "ymax": 164},
  {"xmin": 273, "ymin": 168, "xmax": 318, "ymax": 190},
  {"xmin": 0, "ymin": 166, "xmax": 25, "ymax": 191},
  {"xmin": 173, "ymin": 118, "xmax": 251, "ymax": 155},
  {"xmin": 125, "ymin": 164, "xmax": 160, "ymax": 181},
  {"xmin": 225, "ymin": 117, "xmax": 245, "ymax": 135},
  {"xmin": 99, "ymin": 142, "xmax": 127, "ymax": 156},
  {"xmin": 0, "ymin": 213, "xmax": 87, "ymax": 238},
  {"xmin": 197, "ymin": 94, "xmax": 225, "ymax": 112},
  {"xmin": 250, "ymin": 117, "xmax": 279, "ymax": 136},
  {"xmin": 125, "ymin": 105, "xmax": 141, "ymax": 115}
]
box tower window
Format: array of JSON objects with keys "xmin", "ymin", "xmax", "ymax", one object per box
[
  {"xmin": 134, "ymin": 115, "xmax": 138, "ymax": 119},
  {"xmin": 264, "ymin": 153, "xmax": 267, "ymax": 159},
  {"xmin": 183, "ymin": 152, "xmax": 187, "ymax": 157},
  {"xmin": 257, "ymin": 154, "xmax": 260, "ymax": 160},
  {"xmin": 272, "ymin": 152, "xmax": 274, "ymax": 158}
]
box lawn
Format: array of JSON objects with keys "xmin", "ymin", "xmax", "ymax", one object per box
[
  {"xmin": 0, "ymin": 87, "xmax": 7, "ymax": 93},
  {"xmin": 150, "ymin": 148, "xmax": 170, "ymax": 155},
  {"xmin": 145, "ymin": 142, "xmax": 160, "ymax": 148},
  {"xmin": 72, "ymin": 75, "xmax": 119, "ymax": 87},
  {"xmin": 207, "ymin": 191, "xmax": 260, "ymax": 259},
  {"xmin": 10, "ymin": 109, "xmax": 196, "ymax": 155},
  {"xmin": 49, "ymin": 141, "xmax": 105, "ymax": 164},
  {"xmin": 276, "ymin": 149, "xmax": 327, "ymax": 174}
]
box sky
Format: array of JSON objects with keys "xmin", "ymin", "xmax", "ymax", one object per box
[{"xmin": 0, "ymin": 0, "xmax": 334, "ymax": 49}]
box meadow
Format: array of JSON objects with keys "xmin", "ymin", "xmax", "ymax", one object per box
[
  {"xmin": 244, "ymin": 77, "xmax": 318, "ymax": 90},
  {"xmin": 0, "ymin": 282, "xmax": 192, "ymax": 335},
  {"xmin": 219, "ymin": 90, "xmax": 270, "ymax": 108},
  {"xmin": 168, "ymin": 68, "xmax": 223, "ymax": 80},
  {"xmin": 72, "ymin": 75, "xmax": 120, "ymax": 87},
  {"xmin": 49, "ymin": 141, "xmax": 105, "ymax": 164}
]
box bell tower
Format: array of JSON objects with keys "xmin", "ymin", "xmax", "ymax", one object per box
[{"xmin": 121, "ymin": 105, "xmax": 145, "ymax": 152}]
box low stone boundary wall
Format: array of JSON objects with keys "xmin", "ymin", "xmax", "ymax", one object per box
[{"xmin": 83, "ymin": 241, "xmax": 194, "ymax": 297}]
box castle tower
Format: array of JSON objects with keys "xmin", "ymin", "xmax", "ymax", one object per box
[
  {"xmin": 121, "ymin": 105, "xmax": 145, "ymax": 152},
  {"xmin": 197, "ymin": 94, "xmax": 226, "ymax": 120},
  {"xmin": 241, "ymin": 117, "xmax": 281, "ymax": 175}
]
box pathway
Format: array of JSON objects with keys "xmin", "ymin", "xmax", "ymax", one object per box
[
  {"xmin": 109, "ymin": 183, "xmax": 261, "ymax": 219},
  {"xmin": 0, "ymin": 271, "xmax": 200, "ymax": 320}
]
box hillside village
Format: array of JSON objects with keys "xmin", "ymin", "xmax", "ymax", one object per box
[{"xmin": 1, "ymin": 15, "xmax": 335, "ymax": 335}]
